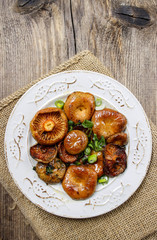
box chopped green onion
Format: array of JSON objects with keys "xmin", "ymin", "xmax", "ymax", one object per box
[
  {"xmin": 69, "ymin": 126, "xmax": 73, "ymax": 131},
  {"xmin": 95, "ymin": 98, "xmax": 102, "ymax": 107},
  {"xmin": 55, "ymin": 100, "xmax": 64, "ymax": 109},
  {"xmin": 88, "ymin": 141, "xmax": 94, "ymax": 149},
  {"xmin": 68, "ymin": 120, "xmax": 74, "ymax": 131},
  {"xmin": 74, "ymin": 161, "xmax": 81, "ymax": 166},
  {"xmin": 78, "ymin": 152, "xmax": 84, "ymax": 159},
  {"xmin": 81, "ymin": 156, "xmax": 88, "ymax": 163},
  {"xmin": 68, "ymin": 120, "xmax": 74, "ymax": 126},
  {"xmin": 95, "ymin": 141, "xmax": 99, "ymax": 148},
  {"xmin": 92, "ymin": 134, "xmax": 106, "ymax": 152},
  {"xmin": 33, "ymin": 166, "xmax": 36, "ymax": 171},
  {"xmin": 99, "ymin": 136, "xmax": 105, "ymax": 146},
  {"xmin": 87, "ymin": 129, "xmax": 92, "ymax": 138},
  {"xmin": 84, "ymin": 147, "xmax": 91, "ymax": 156},
  {"xmin": 98, "ymin": 175, "xmax": 109, "ymax": 184},
  {"xmin": 82, "ymin": 120, "xmax": 93, "ymax": 128},
  {"xmin": 93, "ymin": 133, "xmax": 98, "ymax": 141},
  {"xmin": 88, "ymin": 154, "xmax": 97, "ymax": 164}
]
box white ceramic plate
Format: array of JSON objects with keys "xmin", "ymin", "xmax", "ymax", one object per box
[{"xmin": 5, "ymin": 70, "xmax": 152, "ymax": 218}]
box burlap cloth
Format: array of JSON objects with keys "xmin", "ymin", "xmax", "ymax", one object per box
[{"xmin": 0, "ymin": 51, "xmax": 156, "ymax": 240}]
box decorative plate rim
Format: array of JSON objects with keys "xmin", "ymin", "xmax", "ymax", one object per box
[{"xmin": 4, "ymin": 70, "xmax": 152, "ymax": 219}]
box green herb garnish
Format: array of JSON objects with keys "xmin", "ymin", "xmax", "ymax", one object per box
[
  {"xmin": 69, "ymin": 126, "xmax": 73, "ymax": 131},
  {"xmin": 81, "ymin": 156, "xmax": 88, "ymax": 163},
  {"xmin": 68, "ymin": 120, "xmax": 74, "ymax": 126},
  {"xmin": 33, "ymin": 166, "xmax": 36, "ymax": 171},
  {"xmin": 78, "ymin": 152, "xmax": 84, "ymax": 159},
  {"xmin": 88, "ymin": 154, "xmax": 97, "ymax": 164},
  {"xmin": 98, "ymin": 175, "xmax": 109, "ymax": 184},
  {"xmin": 55, "ymin": 100, "xmax": 64, "ymax": 109},
  {"xmin": 68, "ymin": 120, "xmax": 74, "ymax": 131},
  {"xmin": 46, "ymin": 165, "xmax": 53, "ymax": 175},
  {"xmin": 87, "ymin": 129, "xmax": 92, "ymax": 138},
  {"xmin": 99, "ymin": 135, "xmax": 105, "ymax": 146},
  {"xmin": 82, "ymin": 120, "xmax": 93, "ymax": 128},
  {"xmin": 95, "ymin": 98, "xmax": 102, "ymax": 107},
  {"xmin": 74, "ymin": 161, "xmax": 81, "ymax": 166},
  {"xmin": 84, "ymin": 147, "xmax": 91, "ymax": 156},
  {"xmin": 88, "ymin": 134, "xmax": 105, "ymax": 152},
  {"xmin": 88, "ymin": 140, "xmax": 94, "ymax": 149}
]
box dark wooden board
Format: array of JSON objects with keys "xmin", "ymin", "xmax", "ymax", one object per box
[{"xmin": 0, "ymin": 0, "xmax": 156, "ymax": 239}]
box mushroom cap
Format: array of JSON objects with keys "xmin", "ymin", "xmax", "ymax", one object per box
[
  {"xmin": 64, "ymin": 92, "xmax": 95, "ymax": 123},
  {"xmin": 58, "ymin": 142, "xmax": 78, "ymax": 163},
  {"xmin": 30, "ymin": 107, "xmax": 68, "ymax": 145},
  {"xmin": 36, "ymin": 158, "xmax": 66, "ymax": 183},
  {"xmin": 92, "ymin": 108, "xmax": 127, "ymax": 139},
  {"xmin": 103, "ymin": 144, "xmax": 127, "ymax": 177},
  {"xmin": 62, "ymin": 165, "xmax": 97, "ymax": 200},
  {"xmin": 30, "ymin": 144, "xmax": 57, "ymax": 164},
  {"xmin": 106, "ymin": 133, "xmax": 128, "ymax": 146},
  {"xmin": 64, "ymin": 130, "xmax": 88, "ymax": 155},
  {"xmin": 87, "ymin": 150, "xmax": 104, "ymax": 178}
]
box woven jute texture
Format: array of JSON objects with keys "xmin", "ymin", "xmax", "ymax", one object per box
[{"xmin": 0, "ymin": 51, "xmax": 156, "ymax": 240}]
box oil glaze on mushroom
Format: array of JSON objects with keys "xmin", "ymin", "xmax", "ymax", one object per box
[
  {"xmin": 92, "ymin": 108, "xmax": 127, "ymax": 139},
  {"xmin": 64, "ymin": 92, "xmax": 95, "ymax": 123},
  {"xmin": 62, "ymin": 165, "xmax": 97, "ymax": 200},
  {"xmin": 64, "ymin": 130, "xmax": 88, "ymax": 155}
]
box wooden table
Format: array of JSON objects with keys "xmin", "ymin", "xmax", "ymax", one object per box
[{"xmin": 0, "ymin": 0, "xmax": 156, "ymax": 239}]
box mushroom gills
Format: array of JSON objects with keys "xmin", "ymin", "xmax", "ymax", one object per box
[
  {"xmin": 30, "ymin": 108, "xmax": 68, "ymax": 145},
  {"xmin": 30, "ymin": 144, "xmax": 57, "ymax": 163}
]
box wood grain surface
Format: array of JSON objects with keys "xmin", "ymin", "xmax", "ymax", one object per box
[{"xmin": 0, "ymin": 0, "xmax": 156, "ymax": 239}]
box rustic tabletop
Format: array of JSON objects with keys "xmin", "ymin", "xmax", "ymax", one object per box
[{"xmin": 0, "ymin": 0, "xmax": 156, "ymax": 239}]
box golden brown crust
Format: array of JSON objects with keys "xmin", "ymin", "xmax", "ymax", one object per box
[
  {"xmin": 87, "ymin": 151, "xmax": 104, "ymax": 178},
  {"xmin": 30, "ymin": 107, "xmax": 68, "ymax": 145},
  {"xmin": 58, "ymin": 142, "xmax": 78, "ymax": 163},
  {"xmin": 62, "ymin": 165, "xmax": 97, "ymax": 200},
  {"xmin": 92, "ymin": 108, "xmax": 127, "ymax": 139},
  {"xmin": 64, "ymin": 92, "xmax": 95, "ymax": 123},
  {"xmin": 106, "ymin": 133, "xmax": 128, "ymax": 146},
  {"xmin": 103, "ymin": 144, "xmax": 127, "ymax": 177},
  {"xmin": 64, "ymin": 130, "xmax": 88, "ymax": 155},
  {"xmin": 30, "ymin": 144, "xmax": 57, "ymax": 163},
  {"xmin": 36, "ymin": 158, "xmax": 66, "ymax": 183}
]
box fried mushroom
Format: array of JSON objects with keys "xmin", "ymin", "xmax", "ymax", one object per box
[
  {"xmin": 92, "ymin": 108, "xmax": 127, "ymax": 139},
  {"xmin": 36, "ymin": 158, "xmax": 66, "ymax": 184},
  {"xmin": 103, "ymin": 144, "xmax": 127, "ymax": 177},
  {"xmin": 64, "ymin": 130, "xmax": 88, "ymax": 155},
  {"xmin": 30, "ymin": 108, "xmax": 68, "ymax": 145},
  {"xmin": 106, "ymin": 133, "xmax": 128, "ymax": 146},
  {"xmin": 58, "ymin": 142, "xmax": 78, "ymax": 163},
  {"xmin": 87, "ymin": 151, "xmax": 104, "ymax": 178},
  {"xmin": 64, "ymin": 92, "xmax": 95, "ymax": 123},
  {"xmin": 62, "ymin": 165, "xmax": 97, "ymax": 200},
  {"xmin": 30, "ymin": 144, "xmax": 57, "ymax": 164}
]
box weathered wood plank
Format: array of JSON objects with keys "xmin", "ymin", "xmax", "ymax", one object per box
[
  {"xmin": 71, "ymin": 0, "xmax": 157, "ymax": 123},
  {"xmin": 0, "ymin": 0, "xmax": 75, "ymax": 99},
  {"xmin": 0, "ymin": 0, "xmax": 157, "ymax": 239}
]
